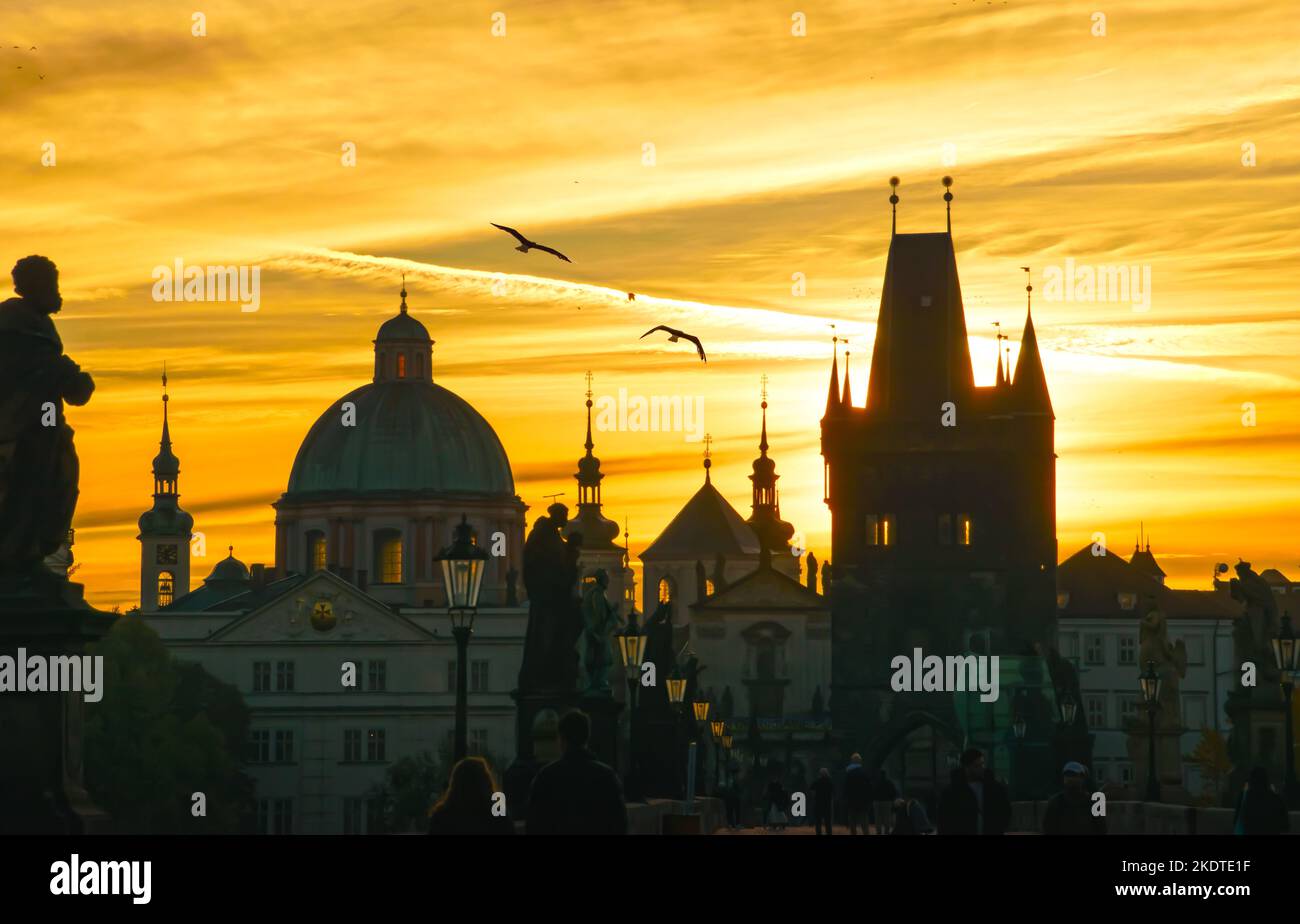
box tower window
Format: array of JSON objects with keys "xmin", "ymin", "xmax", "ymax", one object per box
[
  {"xmin": 157, "ymin": 570, "xmax": 175, "ymax": 607},
  {"xmin": 957, "ymin": 514, "xmax": 972, "ymax": 546},
  {"xmin": 375, "ymin": 530, "xmax": 403, "ymax": 584},
  {"xmin": 658, "ymin": 577, "xmax": 674, "ymax": 604},
  {"xmin": 307, "ymin": 531, "xmax": 326, "ymax": 572},
  {"xmin": 397, "ymin": 353, "xmax": 407, "ymax": 378},
  {"xmin": 866, "ymin": 514, "xmax": 895, "ymax": 547}
]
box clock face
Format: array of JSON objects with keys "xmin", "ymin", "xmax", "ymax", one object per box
[
  {"xmin": 156, "ymin": 544, "xmax": 178, "ymax": 565},
  {"xmin": 311, "ymin": 599, "xmax": 336, "ymax": 632}
]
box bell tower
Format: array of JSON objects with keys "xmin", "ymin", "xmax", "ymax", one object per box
[{"xmin": 138, "ymin": 367, "xmax": 194, "ymax": 610}]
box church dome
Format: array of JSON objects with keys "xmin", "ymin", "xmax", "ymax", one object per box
[
  {"xmin": 205, "ymin": 549, "xmax": 250, "ymax": 585},
  {"xmin": 285, "ymin": 381, "xmax": 515, "ymax": 497},
  {"xmin": 375, "ymin": 310, "xmax": 431, "ymax": 343},
  {"xmin": 138, "ymin": 506, "xmax": 194, "ymax": 535}
]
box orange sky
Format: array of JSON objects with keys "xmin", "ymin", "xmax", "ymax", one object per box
[{"xmin": 2, "ymin": 0, "xmax": 1298, "ymax": 610}]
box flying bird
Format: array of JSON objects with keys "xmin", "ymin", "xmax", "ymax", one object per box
[
  {"xmin": 490, "ymin": 223, "xmax": 571, "ymax": 263},
  {"xmin": 627, "ymin": 292, "xmax": 635, "ymax": 301},
  {"xmin": 640, "ymin": 325, "xmax": 707, "ymax": 363}
]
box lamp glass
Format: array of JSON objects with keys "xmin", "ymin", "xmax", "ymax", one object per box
[{"xmin": 693, "ymin": 700, "xmax": 710, "ymax": 722}]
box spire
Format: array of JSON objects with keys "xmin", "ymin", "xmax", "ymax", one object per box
[
  {"xmin": 994, "ymin": 322, "xmax": 1007, "ymax": 387},
  {"xmin": 152, "ymin": 365, "xmax": 180, "ymax": 492},
  {"xmin": 943, "ymin": 176, "xmax": 954, "ymax": 234},
  {"xmin": 748, "ymin": 384, "xmax": 794, "ymax": 558},
  {"xmin": 702, "ymin": 433, "xmax": 713, "ymax": 484},
  {"xmin": 841, "ymin": 351, "xmax": 852, "ymax": 407},
  {"xmin": 823, "ymin": 336, "xmax": 842, "ymax": 416},
  {"xmin": 399, "ymin": 273, "xmax": 408, "ymax": 314},
  {"xmin": 1011, "ymin": 295, "xmax": 1053, "ymax": 415},
  {"xmin": 889, "ymin": 176, "xmax": 900, "ymax": 237}
]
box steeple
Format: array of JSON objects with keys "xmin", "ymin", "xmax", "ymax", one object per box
[
  {"xmin": 152, "ymin": 366, "xmax": 181, "ymax": 499},
  {"xmin": 1012, "ymin": 270, "xmax": 1053, "ymax": 415},
  {"xmin": 139, "ymin": 365, "xmax": 194, "ymax": 611},
  {"xmin": 841, "ymin": 351, "xmax": 852, "ymax": 408},
  {"xmin": 994, "ymin": 322, "xmax": 1008, "ymax": 387},
  {"xmin": 747, "ymin": 378, "xmax": 795, "ymax": 562},
  {"xmin": 570, "ymin": 371, "xmax": 619, "ymax": 549},
  {"xmin": 823, "ymin": 336, "xmax": 842, "ymax": 417},
  {"xmin": 703, "ymin": 433, "xmax": 713, "ymax": 485}
]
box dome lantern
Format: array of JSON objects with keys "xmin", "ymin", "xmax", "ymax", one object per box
[{"xmin": 373, "ymin": 278, "xmax": 434, "ymax": 384}]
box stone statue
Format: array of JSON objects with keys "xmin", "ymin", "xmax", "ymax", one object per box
[
  {"xmin": 576, "ymin": 569, "xmax": 620, "ymax": 695},
  {"xmin": 821, "ymin": 562, "xmax": 833, "ymax": 596},
  {"xmin": 1229, "ymin": 560, "xmax": 1281, "ymax": 682},
  {"xmin": 1139, "ymin": 603, "xmax": 1187, "ymax": 730},
  {"xmin": 518, "ymin": 503, "xmax": 582, "ymax": 692},
  {"xmin": 806, "ymin": 552, "xmax": 818, "ymax": 591},
  {"xmin": 0, "ymin": 256, "xmax": 94, "ymax": 582}
]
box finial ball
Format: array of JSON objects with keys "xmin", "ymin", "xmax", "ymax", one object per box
[
  {"xmin": 889, "ymin": 176, "xmax": 900, "ymax": 188},
  {"xmin": 942, "ymin": 176, "xmax": 953, "ymax": 187}
]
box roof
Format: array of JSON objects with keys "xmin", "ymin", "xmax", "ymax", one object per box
[
  {"xmin": 374, "ymin": 309, "xmax": 431, "ymax": 343},
  {"xmin": 641, "ymin": 479, "xmax": 761, "ymax": 561},
  {"xmin": 1057, "ymin": 543, "xmax": 1239, "ymax": 621},
  {"xmin": 163, "ymin": 570, "xmax": 309, "ymax": 613},
  {"xmin": 691, "ymin": 564, "xmax": 825, "ymax": 612},
  {"xmin": 1128, "ymin": 546, "xmax": 1166, "ymax": 581},
  {"xmin": 282, "ymin": 380, "xmax": 515, "ymax": 499}
]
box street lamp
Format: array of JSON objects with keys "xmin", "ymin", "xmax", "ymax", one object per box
[
  {"xmin": 1139, "ymin": 659, "xmax": 1162, "ymax": 802},
  {"xmin": 667, "ymin": 666, "xmax": 687, "ymax": 797},
  {"xmin": 710, "ymin": 718, "xmax": 725, "ymax": 791},
  {"xmin": 615, "ymin": 610, "xmax": 646, "ymax": 801},
  {"xmin": 1059, "ymin": 693, "xmax": 1077, "ymax": 726},
  {"xmin": 1271, "ymin": 612, "xmax": 1299, "ymax": 805},
  {"xmin": 436, "ymin": 515, "xmax": 488, "ymax": 763}
]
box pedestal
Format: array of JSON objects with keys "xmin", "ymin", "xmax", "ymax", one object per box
[
  {"xmin": 1225, "ymin": 687, "xmax": 1290, "ymax": 799},
  {"xmin": 1127, "ymin": 721, "xmax": 1189, "ymax": 803},
  {"xmin": 0, "ymin": 574, "xmax": 115, "ymax": 834}
]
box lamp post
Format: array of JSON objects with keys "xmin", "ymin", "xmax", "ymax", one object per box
[
  {"xmin": 436, "ymin": 515, "xmax": 488, "ymax": 764},
  {"xmin": 710, "ymin": 718, "xmax": 726, "ymax": 791},
  {"xmin": 1139, "ymin": 659, "xmax": 1162, "ymax": 802},
  {"xmin": 1271, "ymin": 612, "xmax": 1299, "ymax": 806},
  {"xmin": 667, "ymin": 665, "xmax": 687, "ymax": 796},
  {"xmin": 721, "ymin": 730, "xmax": 734, "ymax": 789},
  {"xmin": 692, "ymin": 698, "xmax": 710, "ymax": 803},
  {"xmin": 615, "ymin": 610, "xmax": 647, "ymax": 801}
]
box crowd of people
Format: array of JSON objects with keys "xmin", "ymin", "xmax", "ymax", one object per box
[{"xmin": 424, "ymin": 716, "xmax": 1292, "ymax": 836}]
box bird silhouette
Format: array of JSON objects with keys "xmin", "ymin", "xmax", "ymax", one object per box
[
  {"xmin": 490, "ymin": 223, "xmax": 571, "ymax": 262},
  {"xmin": 627, "ymin": 292, "xmax": 636, "ymax": 301},
  {"xmin": 640, "ymin": 325, "xmax": 707, "ymax": 363}
]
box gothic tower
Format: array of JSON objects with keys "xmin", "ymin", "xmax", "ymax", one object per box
[
  {"xmin": 139, "ymin": 369, "xmax": 194, "ymax": 610},
  {"xmin": 821, "ymin": 179, "xmax": 1057, "ymax": 753},
  {"xmin": 746, "ymin": 380, "xmax": 795, "ymax": 565}
]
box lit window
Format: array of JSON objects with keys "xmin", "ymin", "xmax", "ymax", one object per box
[
  {"xmin": 705, "ymin": 579, "xmax": 716, "ymax": 596},
  {"xmin": 397, "ymin": 353, "xmax": 407, "ymax": 378},
  {"xmin": 307, "ymin": 531, "xmax": 326, "ymax": 572},
  {"xmin": 866, "ymin": 514, "xmax": 895, "ymax": 547},
  {"xmin": 375, "ymin": 531, "xmax": 403, "ymax": 584},
  {"xmin": 1057, "ymin": 591, "xmax": 1071, "ymax": 610},
  {"xmin": 658, "ymin": 577, "xmax": 673, "ymax": 603},
  {"xmin": 957, "ymin": 514, "xmax": 972, "ymax": 546},
  {"xmin": 1117, "ymin": 592, "xmax": 1137, "ymax": 611},
  {"xmin": 157, "ymin": 570, "xmax": 174, "ymax": 607}
]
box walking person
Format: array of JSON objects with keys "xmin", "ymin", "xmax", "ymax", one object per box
[
  {"xmin": 812, "ymin": 767, "xmax": 834, "ymax": 835},
  {"xmin": 889, "ymin": 795, "xmax": 934, "ymax": 835},
  {"xmin": 428, "ymin": 756, "xmax": 515, "ymax": 835},
  {"xmin": 1041, "ymin": 762, "xmax": 1107, "ymax": 835},
  {"xmin": 937, "ymin": 748, "xmax": 1011, "ymax": 835},
  {"xmin": 526, "ymin": 710, "xmax": 628, "ymax": 835},
  {"xmin": 843, "ymin": 753, "xmax": 872, "ymax": 834},
  {"xmin": 1234, "ymin": 766, "xmax": 1290, "ymax": 835}
]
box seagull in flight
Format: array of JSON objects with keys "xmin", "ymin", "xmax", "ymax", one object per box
[
  {"xmin": 640, "ymin": 325, "xmax": 707, "ymax": 363},
  {"xmin": 490, "ymin": 223, "xmax": 571, "ymax": 263}
]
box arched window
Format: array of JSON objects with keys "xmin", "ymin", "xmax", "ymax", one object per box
[
  {"xmin": 157, "ymin": 571, "xmax": 175, "ymax": 607},
  {"xmin": 657, "ymin": 576, "xmax": 673, "ymax": 604},
  {"xmin": 306, "ymin": 531, "xmax": 326, "ymax": 572},
  {"xmin": 705, "ymin": 579, "xmax": 716, "ymax": 596},
  {"xmin": 375, "ymin": 530, "xmax": 403, "ymax": 584},
  {"xmin": 397, "ymin": 353, "xmax": 407, "ymax": 378}
]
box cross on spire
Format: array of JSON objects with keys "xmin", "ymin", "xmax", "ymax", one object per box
[{"xmin": 584, "ymin": 370, "xmax": 593, "ymax": 401}]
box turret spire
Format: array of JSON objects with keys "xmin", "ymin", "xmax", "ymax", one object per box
[
  {"xmin": 824, "ymin": 335, "xmax": 841, "ymax": 416},
  {"xmin": 841, "ymin": 351, "xmax": 852, "ymax": 408},
  {"xmin": 399, "ymin": 273, "xmax": 408, "ymax": 314},
  {"xmin": 702, "ymin": 433, "xmax": 713, "ymax": 484}
]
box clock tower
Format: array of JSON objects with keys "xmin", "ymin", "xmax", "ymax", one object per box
[{"xmin": 138, "ymin": 369, "xmax": 194, "ymax": 610}]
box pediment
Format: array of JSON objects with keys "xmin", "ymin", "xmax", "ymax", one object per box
[{"xmin": 210, "ymin": 571, "xmax": 433, "ymax": 643}]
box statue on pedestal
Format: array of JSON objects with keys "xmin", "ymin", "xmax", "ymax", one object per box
[
  {"xmin": 0, "ymin": 256, "xmax": 95, "ymax": 584},
  {"xmin": 1139, "ymin": 603, "xmax": 1187, "ymax": 731},
  {"xmin": 575, "ymin": 569, "xmax": 620, "ymax": 695},
  {"xmin": 518, "ymin": 503, "xmax": 582, "ymax": 693}
]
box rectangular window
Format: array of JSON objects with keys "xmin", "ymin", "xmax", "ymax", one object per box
[
  {"xmin": 274, "ymin": 730, "xmax": 295, "ymax": 763},
  {"xmin": 1085, "ymin": 694, "xmax": 1107, "ymax": 729},
  {"xmin": 273, "ymin": 798, "xmax": 293, "ymax": 835},
  {"xmin": 1119, "ymin": 763, "xmax": 1134, "ymax": 785},
  {"xmin": 1117, "ymin": 694, "xmax": 1139, "ymax": 724},
  {"xmin": 276, "ymin": 660, "xmax": 295, "ymax": 692},
  {"xmin": 1118, "ymin": 635, "xmax": 1137, "ymax": 666},
  {"xmin": 470, "ymin": 728, "xmax": 489, "ymax": 755},
  {"xmin": 957, "ymin": 513, "xmax": 972, "ymax": 546},
  {"xmin": 247, "ymin": 729, "xmax": 270, "ymax": 763},
  {"xmin": 1183, "ymin": 635, "xmax": 1206, "ymax": 665},
  {"xmin": 367, "ymin": 728, "xmax": 386, "ymax": 762},
  {"xmin": 368, "ymin": 660, "xmax": 387, "ymax": 692},
  {"xmin": 1084, "ymin": 634, "xmax": 1105, "ymax": 665},
  {"xmin": 343, "ymin": 798, "xmax": 363, "ymax": 835},
  {"xmin": 470, "ymin": 660, "xmax": 490, "ymax": 693},
  {"xmin": 253, "ymin": 661, "xmax": 271, "ymax": 692},
  {"xmin": 938, "ymin": 514, "xmax": 952, "ymax": 546},
  {"xmin": 866, "ymin": 514, "xmax": 895, "ymax": 547},
  {"xmin": 343, "ymin": 729, "xmax": 362, "ymax": 762}
]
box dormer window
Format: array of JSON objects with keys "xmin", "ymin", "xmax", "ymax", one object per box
[{"xmin": 1117, "ymin": 592, "xmax": 1137, "ymax": 611}]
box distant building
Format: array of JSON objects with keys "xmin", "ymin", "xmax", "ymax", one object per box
[
  {"xmin": 141, "ymin": 287, "xmax": 529, "ymax": 834},
  {"xmin": 1056, "ymin": 540, "xmax": 1238, "ymax": 794}
]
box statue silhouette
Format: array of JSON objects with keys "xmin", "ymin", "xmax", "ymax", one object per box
[{"xmin": 0, "ymin": 256, "xmax": 94, "ymax": 581}]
